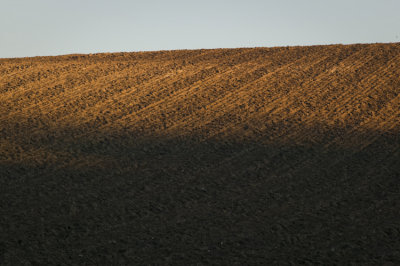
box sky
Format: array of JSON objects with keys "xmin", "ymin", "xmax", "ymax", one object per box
[{"xmin": 1, "ymin": 0, "xmax": 399, "ymax": 58}]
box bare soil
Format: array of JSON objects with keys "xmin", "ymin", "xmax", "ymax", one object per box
[{"xmin": 1, "ymin": 43, "xmax": 400, "ymax": 264}]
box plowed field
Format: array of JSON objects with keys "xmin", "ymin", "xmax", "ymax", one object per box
[{"xmin": 1, "ymin": 43, "xmax": 400, "ymax": 264}]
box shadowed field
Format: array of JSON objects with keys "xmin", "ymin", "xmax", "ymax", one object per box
[{"xmin": 1, "ymin": 43, "xmax": 400, "ymax": 264}]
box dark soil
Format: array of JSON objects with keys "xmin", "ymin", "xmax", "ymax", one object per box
[{"xmin": 1, "ymin": 43, "xmax": 400, "ymax": 264}]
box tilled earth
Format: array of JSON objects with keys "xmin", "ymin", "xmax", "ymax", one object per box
[{"xmin": 1, "ymin": 43, "xmax": 400, "ymax": 264}]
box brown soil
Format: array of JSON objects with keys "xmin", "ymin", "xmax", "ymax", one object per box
[{"xmin": 1, "ymin": 43, "xmax": 400, "ymax": 264}]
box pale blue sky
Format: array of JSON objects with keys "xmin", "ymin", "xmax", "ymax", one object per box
[{"xmin": 1, "ymin": 0, "xmax": 399, "ymax": 58}]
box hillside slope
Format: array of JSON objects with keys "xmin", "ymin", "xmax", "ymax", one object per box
[{"xmin": 1, "ymin": 43, "xmax": 400, "ymax": 264}]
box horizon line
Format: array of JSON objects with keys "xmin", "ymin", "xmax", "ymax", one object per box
[{"xmin": 2, "ymin": 41, "xmax": 399, "ymax": 60}]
